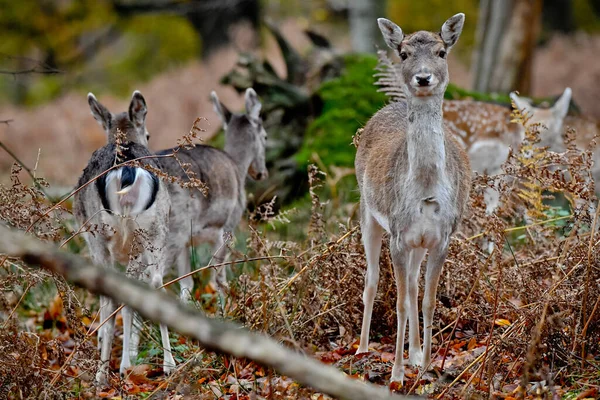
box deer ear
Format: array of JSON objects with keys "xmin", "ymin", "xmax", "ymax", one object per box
[
  {"xmin": 510, "ymin": 92, "xmax": 533, "ymax": 117},
  {"xmin": 129, "ymin": 90, "xmax": 147, "ymax": 128},
  {"xmin": 552, "ymin": 87, "xmax": 572, "ymax": 119},
  {"xmin": 441, "ymin": 13, "xmax": 465, "ymax": 48},
  {"xmin": 377, "ymin": 18, "xmax": 404, "ymax": 53},
  {"xmin": 210, "ymin": 91, "xmax": 232, "ymax": 128},
  {"xmin": 245, "ymin": 88, "xmax": 262, "ymax": 121},
  {"xmin": 88, "ymin": 93, "xmax": 111, "ymax": 131}
]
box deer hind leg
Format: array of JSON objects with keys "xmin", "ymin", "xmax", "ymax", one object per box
[
  {"xmin": 421, "ymin": 244, "xmax": 448, "ymax": 371},
  {"xmin": 129, "ymin": 312, "xmax": 141, "ymax": 361},
  {"xmin": 147, "ymin": 270, "xmax": 176, "ymax": 375},
  {"xmin": 390, "ymin": 242, "xmax": 410, "ymax": 383},
  {"xmin": 407, "ymin": 247, "xmax": 426, "ymax": 366},
  {"xmin": 357, "ymin": 207, "xmax": 384, "ymax": 354},
  {"xmin": 209, "ymin": 230, "xmax": 229, "ymax": 292},
  {"xmin": 177, "ymin": 249, "xmax": 194, "ymax": 302},
  {"xmin": 119, "ymin": 305, "xmax": 134, "ymax": 375},
  {"xmin": 96, "ymin": 295, "xmax": 116, "ymax": 385}
]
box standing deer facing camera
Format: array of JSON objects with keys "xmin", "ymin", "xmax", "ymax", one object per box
[
  {"xmin": 355, "ymin": 14, "xmax": 471, "ymax": 383},
  {"xmin": 74, "ymin": 91, "xmax": 175, "ymax": 384}
]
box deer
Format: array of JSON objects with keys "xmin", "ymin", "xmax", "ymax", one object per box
[
  {"xmin": 156, "ymin": 87, "xmax": 269, "ymax": 299},
  {"xmin": 444, "ymin": 89, "xmax": 572, "ymax": 213},
  {"xmin": 74, "ymin": 91, "xmax": 175, "ymax": 385},
  {"xmin": 354, "ymin": 14, "xmax": 471, "ymax": 384}
]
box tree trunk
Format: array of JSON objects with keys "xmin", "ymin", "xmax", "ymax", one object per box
[
  {"xmin": 471, "ymin": 0, "xmax": 543, "ymax": 94},
  {"xmin": 348, "ymin": 0, "xmax": 386, "ymax": 53}
]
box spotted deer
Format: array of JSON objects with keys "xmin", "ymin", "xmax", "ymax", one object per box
[
  {"xmin": 445, "ymin": 89, "xmax": 572, "ymax": 213},
  {"xmin": 74, "ymin": 91, "xmax": 175, "ymax": 385},
  {"xmin": 355, "ymin": 14, "xmax": 471, "ymax": 383},
  {"xmin": 445, "ymin": 88, "xmax": 572, "ymax": 177},
  {"xmin": 157, "ymin": 88, "xmax": 268, "ymax": 297}
]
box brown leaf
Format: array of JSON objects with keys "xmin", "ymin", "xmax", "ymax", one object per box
[
  {"xmin": 125, "ymin": 364, "xmax": 153, "ymax": 385},
  {"xmin": 381, "ymin": 352, "xmax": 395, "ymax": 363},
  {"xmin": 467, "ymin": 337, "xmax": 478, "ymax": 351}
]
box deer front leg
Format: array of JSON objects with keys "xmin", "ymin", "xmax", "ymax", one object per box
[
  {"xmin": 357, "ymin": 207, "xmax": 384, "ymax": 354},
  {"xmin": 407, "ymin": 248, "xmax": 426, "ymax": 366},
  {"xmin": 390, "ymin": 243, "xmax": 410, "ymax": 383},
  {"xmin": 421, "ymin": 245, "xmax": 447, "ymax": 371}
]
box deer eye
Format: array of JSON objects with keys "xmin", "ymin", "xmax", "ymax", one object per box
[
  {"xmin": 439, "ymin": 50, "xmax": 446, "ymax": 59},
  {"xmin": 400, "ymin": 52, "xmax": 408, "ymax": 61}
]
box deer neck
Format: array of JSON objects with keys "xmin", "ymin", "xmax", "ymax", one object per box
[
  {"xmin": 405, "ymin": 95, "xmax": 447, "ymax": 191},
  {"xmin": 225, "ymin": 138, "xmax": 253, "ymax": 182}
]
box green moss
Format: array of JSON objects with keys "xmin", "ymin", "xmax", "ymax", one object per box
[
  {"xmin": 296, "ymin": 54, "xmax": 387, "ymax": 170},
  {"xmin": 445, "ymin": 83, "xmax": 512, "ymax": 104}
]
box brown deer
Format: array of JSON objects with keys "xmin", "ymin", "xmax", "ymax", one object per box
[{"xmin": 355, "ymin": 14, "xmax": 471, "ymax": 383}]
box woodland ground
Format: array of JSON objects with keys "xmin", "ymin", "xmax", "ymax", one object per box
[{"xmin": 1, "ymin": 108, "xmax": 599, "ymax": 399}]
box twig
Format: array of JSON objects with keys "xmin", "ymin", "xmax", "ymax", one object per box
[
  {"xmin": 0, "ymin": 141, "xmax": 51, "ymax": 198},
  {"xmin": 0, "ymin": 119, "xmax": 13, "ymax": 125},
  {"xmin": 2, "ymin": 283, "xmax": 31, "ymax": 328},
  {"xmin": 277, "ymin": 226, "xmax": 358, "ymax": 295},
  {"xmin": 580, "ymin": 202, "xmax": 600, "ymax": 365}
]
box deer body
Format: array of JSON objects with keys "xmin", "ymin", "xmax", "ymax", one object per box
[
  {"xmin": 74, "ymin": 91, "xmax": 175, "ymax": 385},
  {"xmin": 158, "ymin": 88, "xmax": 268, "ymax": 297},
  {"xmin": 355, "ymin": 15, "xmax": 470, "ymax": 383}
]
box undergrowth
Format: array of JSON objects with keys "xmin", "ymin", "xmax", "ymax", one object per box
[{"xmin": 0, "ymin": 105, "xmax": 599, "ymax": 399}]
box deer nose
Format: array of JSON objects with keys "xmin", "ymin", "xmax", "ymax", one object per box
[{"xmin": 416, "ymin": 74, "xmax": 432, "ymax": 87}]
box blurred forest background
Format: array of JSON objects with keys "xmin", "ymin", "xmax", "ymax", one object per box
[{"xmin": 0, "ymin": 0, "xmax": 599, "ymax": 202}]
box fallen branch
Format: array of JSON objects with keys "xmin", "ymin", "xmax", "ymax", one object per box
[{"xmin": 0, "ymin": 225, "xmax": 411, "ymax": 400}]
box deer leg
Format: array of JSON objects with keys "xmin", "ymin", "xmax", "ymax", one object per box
[
  {"xmin": 177, "ymin": 249, "xmax": 194, "ymax": 302},
  {"xmin": 357, "ymin": 208, "xmax": 384, "ymax": 354},
  {"xmin": 96, "ymin": 296, "xmax": 116, "ymax": 385},
  {"xmin": 209, "ymin": 231, "xmax": 229, "ymax": 292},
  {"xmin": 390, "ymin": 243, "xmax": 410, "ymax": 383},
  {"xmin": 149, "ymin": 271, "xmax": 176, "ymax": 375},
  {"xmin": 129, "ymin": 312, "xmax": 141, "ymax": 361},
  {"xmin": 119, "ymin": 305, "xmax": 133, "ymax": 375},
  {"xmin": 407, "ymin": 247, "xmax": 426, "ymax": 366},
  {"xmin": 421, "ymin": 244, "xmax": 448, "ymax": 371}
]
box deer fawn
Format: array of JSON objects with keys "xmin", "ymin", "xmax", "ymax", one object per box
[
  {"xmin": 156, "ymin": 88, "xmax": 268, "ymax": 298},
  {"xmin": 74, "ymin": 91, "xmax": 175, "ymax": 384},
  {"xmin": 355, "ymin": 14, "xmax": 471, "ymax": 383}
]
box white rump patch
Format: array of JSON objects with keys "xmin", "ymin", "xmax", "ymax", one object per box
[{"xmin": 105, "ymin": 168, "xmax": 155, "ymax": 217}]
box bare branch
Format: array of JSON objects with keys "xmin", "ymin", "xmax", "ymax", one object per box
[
  {"xmin": 0, "ymin": 119, "xmax": 12, "ymax": 125},
  {"xmin": 0, "ymin": 53, "xmax": 62, "ymax": 76},
  {"xmin": 0, "ymin": 225, "xmax": 412, "ymax": 400}
]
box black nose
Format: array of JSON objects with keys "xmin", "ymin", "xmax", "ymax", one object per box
[
  {"xmin": 256, "ymin": 172, "xmax": 263, "ymax": 180},
  {"xmin": 416, "ymin": 74, "xmax": 432, "ymax": 87}
]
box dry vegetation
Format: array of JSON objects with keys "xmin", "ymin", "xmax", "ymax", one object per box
[{"xmin": 0, "ymin": 103, "xmax": 599, "ymax": 399}]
